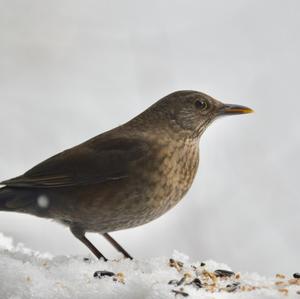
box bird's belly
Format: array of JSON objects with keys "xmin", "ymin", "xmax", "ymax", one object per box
[{"xmin": 80, "ymin": 180, "xmax": 191, "ymax": 233}]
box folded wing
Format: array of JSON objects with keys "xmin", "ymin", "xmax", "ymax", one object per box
[{"xmin": 1, "ymin": 137, "xmax": 149, "ymax": 188}]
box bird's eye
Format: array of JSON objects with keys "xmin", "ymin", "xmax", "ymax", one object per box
[{"xmin": 195, "ymin": 100, "xmax": 208, "ymax": 110}]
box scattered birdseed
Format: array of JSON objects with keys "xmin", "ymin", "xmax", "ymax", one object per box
[
  {"xmin": 275, "ymin": 281, "xmax": 286, "ymax": 286},
  {"xmin": 214, "ymin": 269, "xmax": 235, "ymax": 277},
  {"xmin": 169, "ymin": 273, "xmax": 191, "ymax": 287},
  {"xmin": 191, "ymin": 278, "xmax": 202, "ymax": 289},
  {"xmin": 278, "ymin": 288, "xmax": 289, "ymax": 295},
  {"xmin": 226, "ymin": 282, "xmax": 240, "ymax": 293},
  {"xmin": 181, "ymin": 273, "xmax": 192, "ymax": 285},
  {"xmin": 89, "ymin": 257, "xmax": 299, "ymax": 296},
  {"xmin": 113, "ymin": 272, "xmax": 125, "ymax": 284},
  {"xmin": 93, "ymin": 270, "xmax": 115, "ymax": 279},
  {"xmin": 240, "ymin": 285, "xmax": 257, "ymax": 292},
  {"xmin": 177, "ymin": 277, "xmax": 186, "ymax": 286},
  {"xmin": 203, "ymin": 270, "xmax": 218, "ymax": 284},
  {"xmin": 171, "ymin": 289, "xmax": 189, "ymax": 297},
  {"xmin": 166, "ymin": 259, "xmax": 300, "ymax": 296},
  {"xmin": 289, "ymin": 279, "xmax": 300, "ymax": 286},
  {"xmin": 169, "ymin": 259, "xmax": 184, "ymax": 272}
]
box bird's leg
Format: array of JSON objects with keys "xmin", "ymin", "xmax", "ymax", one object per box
[
  {"xmin": 70, "ymin": 226, "xmax": 108, "ymax": 261},
  {"xmin": 103, "ymin": 233, "xmax": 133, "ymax": 260}
]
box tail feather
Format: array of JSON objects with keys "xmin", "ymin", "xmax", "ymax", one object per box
[
  {"xmin": 0, "ymin": 187, "xmax": 14, "ymax": 211},
  {"xmin": 0, "ymin": 187, "xmax": 35, "ymax": 211}
]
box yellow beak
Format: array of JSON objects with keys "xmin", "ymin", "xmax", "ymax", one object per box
[{"xmin": 218, "ymin": 104, "xmax": 254, "ymax": 116}]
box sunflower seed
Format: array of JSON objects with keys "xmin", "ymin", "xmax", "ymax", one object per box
[
  {"xmin": 171, "ymin": 289, "xmax": 189, "ymax": 297},
  {"xmin": 93, "ymin": 270, "xmax": 115, "ymax": 278},
  {"xmin": 214, "ymin": 269, "xmax": 235, "ymax": 277}
]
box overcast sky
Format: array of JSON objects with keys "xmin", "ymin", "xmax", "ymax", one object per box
[{"xmin": 0, "ymin": 0, "xmax": 299, "ymax": 275}]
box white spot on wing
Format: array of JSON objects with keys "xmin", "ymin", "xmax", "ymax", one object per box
[{"xmin": 37, "ymin": 195, "xmax": 50, "ymax": 209}]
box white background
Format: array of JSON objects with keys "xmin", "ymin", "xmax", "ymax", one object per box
[{"xmin": 0, "ymin": 0, "xmax": 299, "ymax": 275}]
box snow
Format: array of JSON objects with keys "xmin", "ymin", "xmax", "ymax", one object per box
[{"xmin": 0, "ymin": 233, "xmax": 299, "ymax": 299}]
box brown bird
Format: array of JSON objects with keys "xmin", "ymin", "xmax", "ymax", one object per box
[{"xmin": 0, "ymin": 90, "xmax": 252, "ymax": 261}]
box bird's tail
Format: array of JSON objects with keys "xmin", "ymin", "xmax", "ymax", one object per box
[
  {"xmin": 0, "ymin": 187, "xmax": 35, "ymax": 211},
  {"xmin": 0, "ymin": 187, "xmax": 15, "ymax": 211}
]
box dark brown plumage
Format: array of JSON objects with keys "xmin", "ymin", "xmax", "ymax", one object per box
[{"xmin": 0, "ymin": 90, "xmax": 253, "ymax": 260}]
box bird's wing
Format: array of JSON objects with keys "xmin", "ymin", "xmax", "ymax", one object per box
[{"xmin": 1, "ymin": 137, "xmax": 150, "ymax": 188}]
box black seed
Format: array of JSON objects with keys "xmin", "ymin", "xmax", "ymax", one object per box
[
  {"xmin": 192, "ymin": 278, "xmax": 202, "ymax": 288},
  {"xmin": 83, "ymin": 257, "xmax": 91, "ymax": 263},
  {"xmin": 200, "ymin": 262, "xmax": 206, "ymax": 267},
  {"xmin": 294, "ymin": 273, "xmax": 300, "ymax": 279},
  {"xmin": 171, "ymin": 289, "xmax": 189, "ymax": 297},
  {"xmin": 177, "ymin": 277, "xmax": 186, "ymax": 286},
  {"xmin": 226, "ymin": 282, "xmax": 240, "ymax": 292},
  {"xmin": 94, "ymin": 270, "xmax": 115, "ymax": 278},
  {"xmin": 168, "ymin": 279, "xmax": 179, "ymax": 285},
  {"xmin": 214, "ymin": 269, "xmax": 235, "ymax": 277},
  {"xmin": 226, "ymin": 285, "xmax": 238, "ymax": 292}
]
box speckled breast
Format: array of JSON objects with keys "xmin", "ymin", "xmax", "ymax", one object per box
[{"xmin": 116, "ymin": 140, "xmax": 200, "ymax": 230}]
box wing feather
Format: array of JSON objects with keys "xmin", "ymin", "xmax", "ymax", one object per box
[{"xmin": 1, "ymin": 137, "xmax": 149, "ymax": 188}]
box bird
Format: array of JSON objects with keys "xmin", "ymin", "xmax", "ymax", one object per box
[{"xmin": 0, "ymin": 90, "xmax": 253, "ymax": 261}]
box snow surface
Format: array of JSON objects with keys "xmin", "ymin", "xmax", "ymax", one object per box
[{"xmin": 0, "ymin": 233, "xmax": 299, "ymax": 299}]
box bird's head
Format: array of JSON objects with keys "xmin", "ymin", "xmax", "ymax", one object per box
[{"xmin": 141, "ymin": 90, "xmax": 253, "ymax": 140}]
